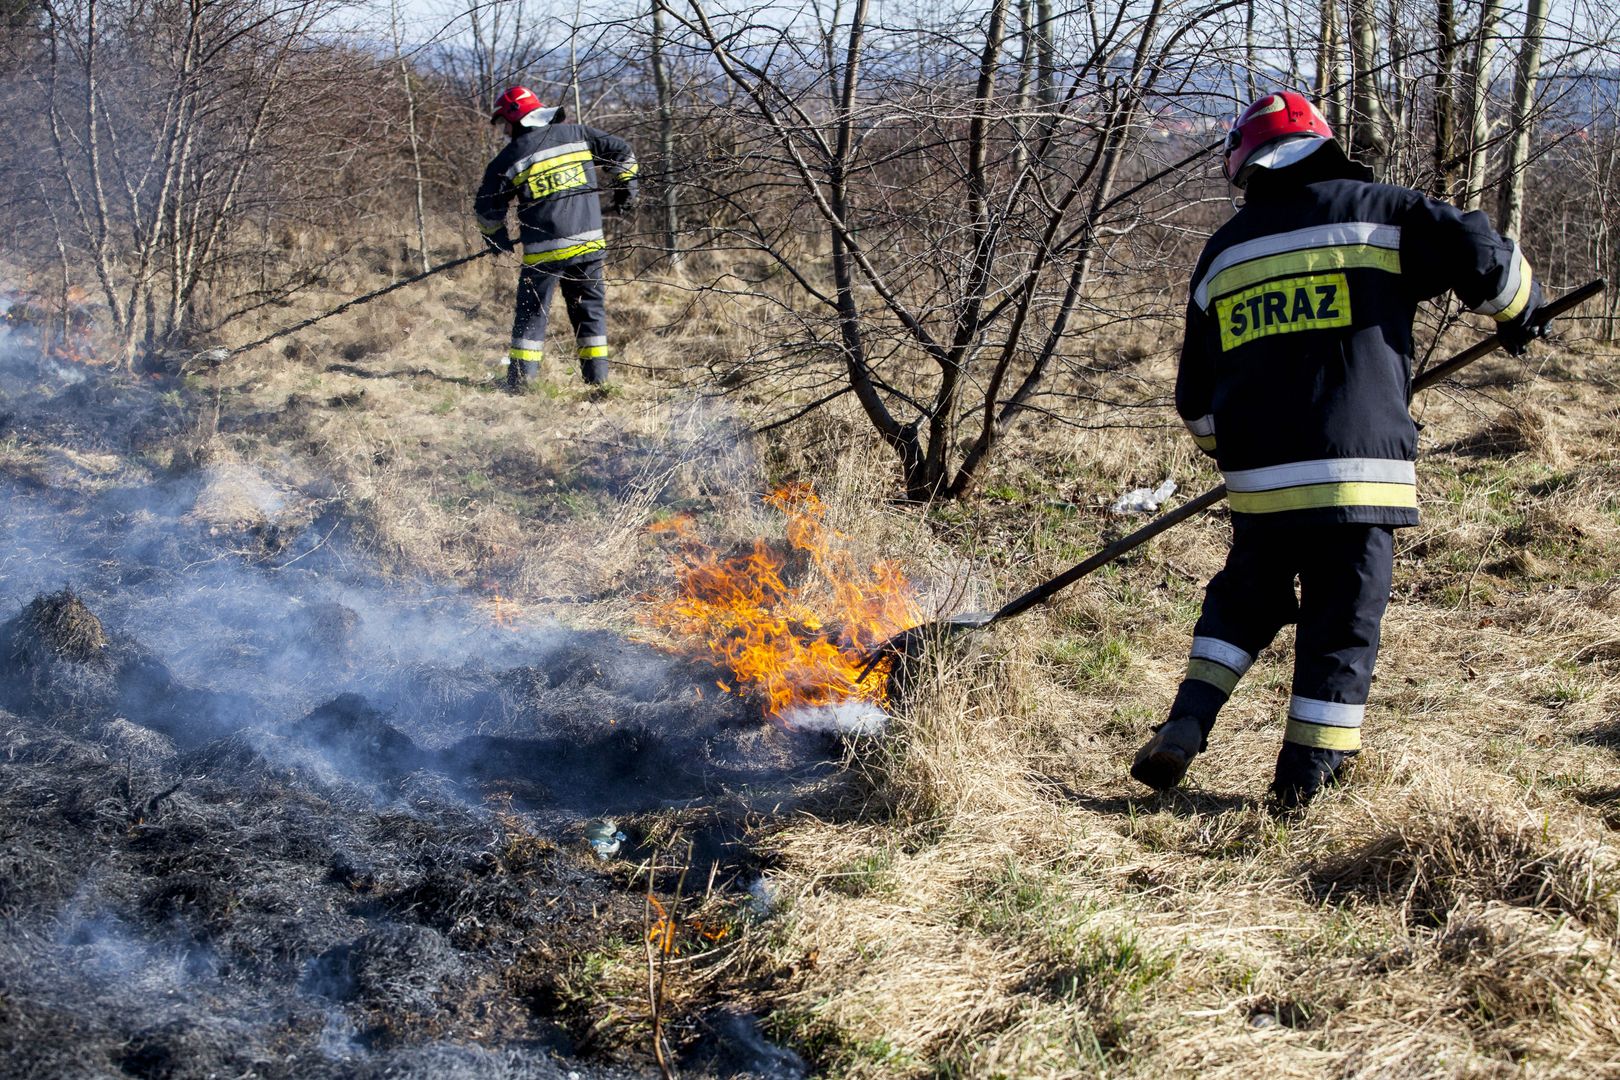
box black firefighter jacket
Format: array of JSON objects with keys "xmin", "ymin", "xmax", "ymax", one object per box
[
  {"xmin": 474, "ymin": 117, "xmax": 639, "ymax": 267},
  {"xmin": 1176, "ymin": 152, "xmax": 1537, "ymax": 528}
]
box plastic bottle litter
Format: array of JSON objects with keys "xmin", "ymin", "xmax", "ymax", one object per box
[
  {"xmin": 583, "ymin": 819, "xmax": 627, "ymax": 860},
  {"xmin": 1110, "ymin": 477, "xmax": 1177, "ymax": 514}
]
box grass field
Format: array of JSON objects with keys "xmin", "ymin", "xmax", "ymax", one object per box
[{"xmin": 70, "ymin": 246, "xmax": 1620, "ymax": 1076}]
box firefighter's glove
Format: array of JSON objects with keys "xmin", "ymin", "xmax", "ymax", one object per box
[
  {"xmin": 1496, "ymin": 280, "xmax": 1548, "ymax": 357},
  {"xmin": 483, "ymin": 230, "xmax": 517, "ymax": 255},
  {"xmin": 609, "ymin": 187, "xmax": 635, "ymax": 216}
]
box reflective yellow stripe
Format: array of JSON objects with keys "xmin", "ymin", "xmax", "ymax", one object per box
[
  {"xmin": 1193, "ymin": 433, "xmax": 1218, "ymax": 452},
  {"xmin": 1285, "ymin": 718, "xmax": 1362, "ymax": 751},
  {"xmin": 1494, "ymin": 255, "xmax": 1533, "ymax": 323},
  {"xmin": 1206, "ymin": 244, "xmax": 1400, "ymax": 305},
  {"xmin": 523, "ymin": 238, "xmax": 606, "ymax": 264},
  {"xmin": 1228, "ymin": 481, "xmax": 1416, "ymax": 514},
  {"xmin": 616, "ymin": 163, "xmax": 639, "ymax": 180},
  {"xmin": 577, "ymin": 345, "xmax": 610, "ymax": 359},
  {"xmin": 509, "ymin": 347, "xmax": 544, "ymax": 362},
  {"xmin": 477, "ymin": 221, "xmax": 504, "ymax": 236},
  {"xmin": 1186, "ymin": 658, "xmax": 1240, "ymax": 696}
]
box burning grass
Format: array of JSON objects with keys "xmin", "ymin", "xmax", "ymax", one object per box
[{"xmin": 641, "ymin": 483, "xmax": 918, "ymax": 724}]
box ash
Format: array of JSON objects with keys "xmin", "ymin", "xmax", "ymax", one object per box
[{"xmin": 0, "ymin": 320, "xmax": 823, "ymax": 1077}]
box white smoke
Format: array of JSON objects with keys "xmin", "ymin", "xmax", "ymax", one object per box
[{"xmin": 782, "ymin": 699, "xmax": 889, "ymax": 735}]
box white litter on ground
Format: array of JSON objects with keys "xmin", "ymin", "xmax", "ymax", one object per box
[{"xmin": 1110, "ymin": 477, "xmax": 1177, "ymax": 514}]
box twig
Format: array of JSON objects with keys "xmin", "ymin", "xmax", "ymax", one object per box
[
  {"xmin": 644, "ymin": 851, "xmax": 680, "ymax": 1080},
  {"xmin": 1460, "ymin": 525, "xmax": 1503, "ymax": 611},
  {"xmin": 752, "ymin": 384, "xmax": 855, "ymax": 435}
]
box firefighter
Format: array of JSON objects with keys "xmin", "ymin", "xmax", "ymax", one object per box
[
  {"xmin": 475, "ymin": 86, "xmax": 639, "ymax": 391},
  {"xmin": 1131, "ymin": 91, "xmax": 1548, "ymax": 810}
]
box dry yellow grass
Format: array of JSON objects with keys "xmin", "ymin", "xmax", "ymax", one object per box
[{"xmin": 191, "ymin": 246, "xmax": 1620, "ymax": 1077}]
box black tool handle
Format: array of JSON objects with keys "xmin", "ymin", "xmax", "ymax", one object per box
[
  {"xmin": 1412, "ymin": 277, "xmax": 1607, "ymax": 392},
  {"xmin": 983, "ymin": 277, "xmax": 1606, "ymax": 629},
  {"xmin": 215, "ymin": 248, "xmax": 496, "ymax": 363}
]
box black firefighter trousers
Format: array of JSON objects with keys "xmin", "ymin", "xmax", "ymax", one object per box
[
  {"xmin": 509, "ymin": 256, "xmax": 610, "ymax": 386},
  {"xmin": 1169, "ymin": 521, "xmax": 1394, "ymax": 763}
]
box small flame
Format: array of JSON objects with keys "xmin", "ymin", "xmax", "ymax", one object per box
[
  {"xmin": 646, "ymin": 896, "xmax": 730, "ymax": 957},
  {"xmin": 642, "ymin": 484, "xmax": 916, "ymax": 720},
  {"xmin": 1, "ymin": 286, "xmax": 105, "ymax": 366},
  {"xmin": 482, "ymin": 582, "xmax": 522, "ymax": 629}
]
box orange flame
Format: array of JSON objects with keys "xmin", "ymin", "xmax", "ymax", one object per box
[
  {"xmin": 481, "ymin": 581, "xmax": 522, "ymax": 629},
  {"xmin": 642, "ymin": 484, "xmax": 916, "ymax": 720},
  {"xmin": 1, "ymin": 287, "xmax": 105, "ymax": 366},
  {"xmin": 646, "ymin": 895, "xmax": 731, "ymax": 956}
]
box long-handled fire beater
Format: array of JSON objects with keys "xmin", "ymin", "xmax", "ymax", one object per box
[
  {"xmin": 188, "ymin": 248, "xmax": 494, "ymax": 371},
  {"xmin": 859, "ymin": 278, "xmax": 1607, "ymax": 677}
]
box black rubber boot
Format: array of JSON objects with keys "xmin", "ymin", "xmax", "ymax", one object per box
[
  {"xmin": 581, "ymin": 356, "xmax": 609, "ymax": 386},
  {"xmin": 1130, "ymin": 717, "xmax": 1205, "ymax": 792},
  {"xmin": 1268, "ymin": 742, "xmax": 1353, "ymax": 812},
  {"xmin": 506, "ymin": 359, "xmax": 539, "ymax": 394}
]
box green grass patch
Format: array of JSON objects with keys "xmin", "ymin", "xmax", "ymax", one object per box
[
  {"xmin": 1043, "ymin": 634, "xmax": 1131, "ymax": 689},
  {"xmin": 823, "ymin": 846, "xmax": 897, "ymax": 899}
]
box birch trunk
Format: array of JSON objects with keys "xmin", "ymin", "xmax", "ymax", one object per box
[
  {"xmin": 1497, "ymin": 0, "xmax": 1545, "ymax": 239},
  {"xmin": 1463, "ymin": 0, "xmax": 1504, "ymax": 210},
  {"xmin": 1348, "ymin": 0, "xmax": 1388, "ymax": 169}
]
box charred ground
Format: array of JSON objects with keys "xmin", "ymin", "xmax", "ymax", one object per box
[{"xmin": 0, "ymin": 320, "xmax": 839, "ymax": 1078}]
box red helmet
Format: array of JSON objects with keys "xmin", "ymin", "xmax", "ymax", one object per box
[
  {"xmin": 1223, "ymin": 91, "xmax": 1333, "ymax": 185},
  {"xmin": 491, "ymin": 86, "xmax": 544, "ymax": 126}
]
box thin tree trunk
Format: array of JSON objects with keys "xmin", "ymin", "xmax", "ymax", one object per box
[
  {"xmin": 925, "ymin": 0, "xmax": 1009, "ymax": 495},
  {"xmin": 1317, "ymin": 0, "xmax": 1345, "ymax": 128},
  {"xmin": 1348, "ymin": 0, "xmax": 1388, "ymax": 170},
  {"xmin": 1012, "ymin": 0, "xmax": 1033, "ymax": 174},
  {"xmin": 392, "ymin": 0, "xmax": 429, "ymax": 273},
  {"xmin": 1244, "ymin": 0, "xmax": 1257, "ymax": 98},
  {"xmin": 1036, "ymin": 0, "xmax": 1055, "ymax": 118},
  {"xmin": 1434, "ymin": 0, "xmax": 1457, "ymax": 194},
  {"xmin": 1497, "ymin": 0, "xmax": 1545, "ymax": 239},
  {"xmin": 570, "ymin": 0, "xmax": 584, "ymax": 121},
  {"xmin": 1464, "ymin": 0, "xmax": 1505, "ymax": 210},
  {"xmin": 651, "ymin": 0, "xmax": 681, "ymax": 265}
]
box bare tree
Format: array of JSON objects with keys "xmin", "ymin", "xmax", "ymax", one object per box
[
  {"xmin": 35, "ymin": 0, "xmax": 360, "ymax": 367},
  {"xmin": 1434, "ymin": 0, "xmax": 1457, "ymax": 195},
  {"xmin": 668, "ymin": 0, "xmax": 1230, "ymax": 500},
  {"xmin": 650, "ymin": 0, "xmax": 681, "ymax": 265},
  {"xmin": 1347, "ymin": 0, "xmax": 1390, "ymax": 167},
  {"xmin": 392, "ymin": 0, "xmax": 431, "ymax": 273},
  {"xmin": 1462, "ymin": 0, "xmax": 1505, "ymax": 209},
  {"xmin": 1498, "ymin": 0, "xmax": 1547, "ymax": 239}
]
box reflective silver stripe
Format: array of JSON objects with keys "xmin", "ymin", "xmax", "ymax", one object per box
[
  {"xmin": 1185, "ymin": 414, "xmax": 1216, "ymax": 437},
  {"xmin": 504, "ymin": 141, "xmax": 591, "ymax": 181},
  {"xmin": 510, "ymin": 337, "xmax": 546, "ymax": 351},
  {"xmin": 1190, "ymin": 636, "xmax": 1253, "ymax": 674},
  {"xmin": 578, "ymin": 335, "xmax": 607, "ymax": 348},
  {"xmin": 476, "ymin": 214, "xmax": 506, "ymax": 232},
  {"xmin": 1222, "ymin": 458, "xmax": 1415, "ymax": 493},
  {"xmin": 1193, "ymin": 223, "xmax": 1402, "ymax": 309},
  {"xmin": 523, "ymin": 229, "xmax": 605, "ymax": 255},
  {"xmin": 1289, "ymin": 696, "xmax": 1364, "ymax": 727},
  {"xmin": 1473, "ymin": 241, "xmax": 1524, "ymax": 315}
]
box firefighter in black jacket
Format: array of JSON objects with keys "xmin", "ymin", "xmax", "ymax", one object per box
[
  {"xmin": 1131, "ymin": 91, "xmax": 1547, "ymax": 809},
  {"xmin": 476, "ymin": 86, "xmax": 639, "ymax": 390}
]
